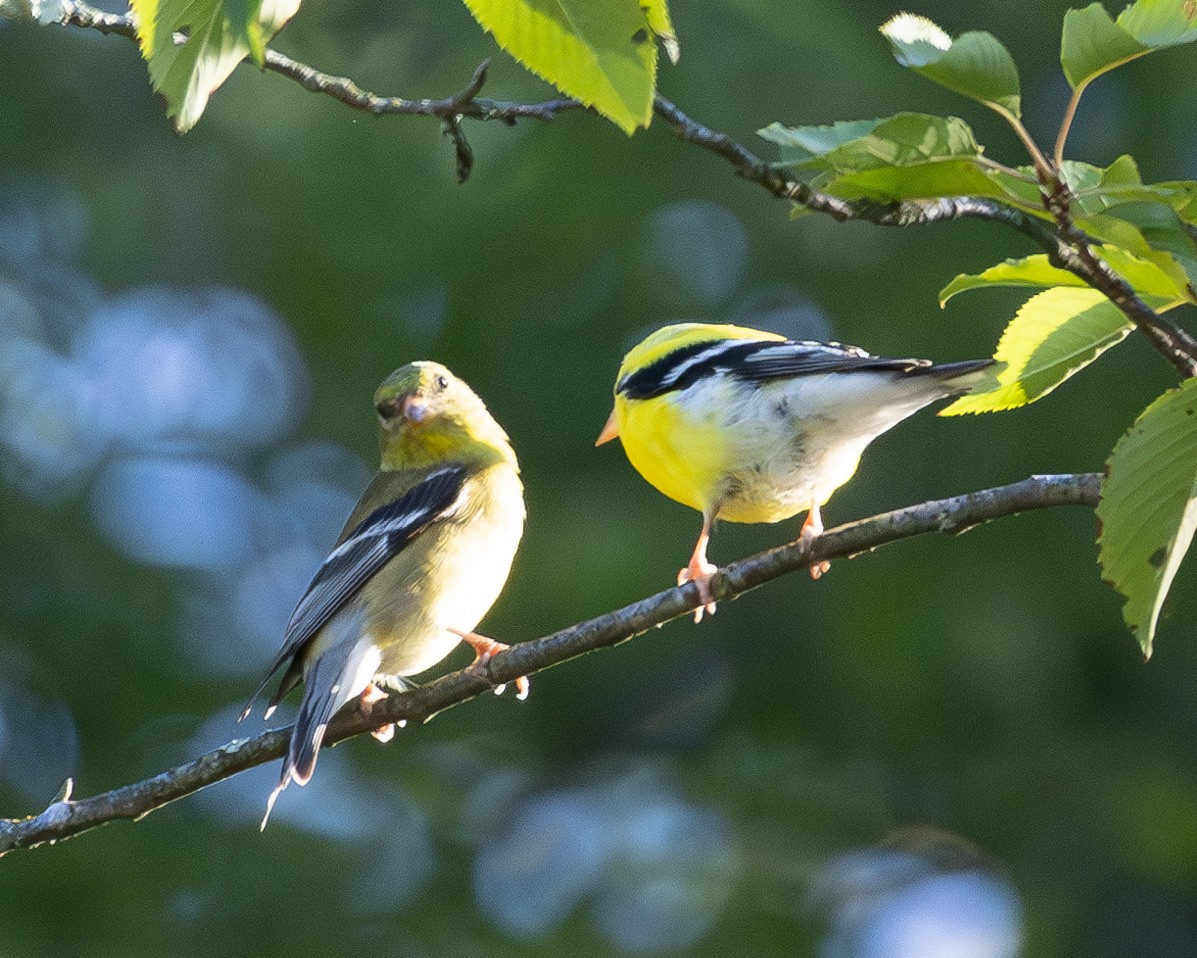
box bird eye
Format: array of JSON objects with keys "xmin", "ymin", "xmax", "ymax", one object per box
[{"xmin": 434, "ymin": 374, "xmax": 449, "ymax": 391}]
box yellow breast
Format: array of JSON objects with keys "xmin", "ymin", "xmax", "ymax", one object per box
[{"xmin": 615, "ymin": 388, "xmax": 733, "ymax": 517}]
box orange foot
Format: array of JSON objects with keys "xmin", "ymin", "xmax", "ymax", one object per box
[
  {"xmin": 451, "ymin": 629, "xmax": 530, "ymax": 700},
  {"xmin": 359, "ymin": 683, "xmax": 402, "ymax": 742},
  {"xmin": 800, "ymin": 506, "xmax": 830, "ymax": 580},
  {"xmin": 678, "ymin": 555, "xmax": 718, "ymax": 623}
]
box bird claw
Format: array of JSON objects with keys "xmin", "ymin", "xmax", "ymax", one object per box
[
  {"xmin": 359, "ymin": 683, "xmax": 388, "ymax": 708},
  {"xmin": 359, "ymin": 683, "xmax": 401, "ymax": 741},
  {"xmin": 678, "ymin": 560, "xmax": 718, "ymax": 623},
  {"xmin": 456, "ymin": 630, "xmax": 531, "ymax": 700},
  {"xmin": 799, "ymin": 509, "xmax": 830, "ymax": 580}
]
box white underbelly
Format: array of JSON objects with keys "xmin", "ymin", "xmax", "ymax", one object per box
[{"xmin": 682, "ymin": 371, "xmax": 946, "ymax": 523}]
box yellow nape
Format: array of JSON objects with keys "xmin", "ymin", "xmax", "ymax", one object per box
[{"xmin": 616, "ymin": 323, "xmax": 785, "ymax": 387}]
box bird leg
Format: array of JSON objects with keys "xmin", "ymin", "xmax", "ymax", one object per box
[
  {"xmin": 359, "ymin": 683, "xmax": 398, "ymax": 742},
  {"xmin": 450, "ymin": 628, "xmax": 530, "ymax": 700},
  {"xmin": 677, "ymin": 516, "xmax": 718, "ymax": 623},
  {"xmin": 801, "ymin": 504, "xmax": 831, "ymax": 580}
]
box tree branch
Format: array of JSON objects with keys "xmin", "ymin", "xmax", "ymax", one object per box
[
  {"xmin": 0, "ymin": 473, "xmax": 1100, "ymax": 855},
  {"xmin": 52, "ymin": 1, "xmax": 1197, "ymax": 373},
  {"xmin": 649, "ymin": 95, "xmax": 1197, "ymax": 380}
]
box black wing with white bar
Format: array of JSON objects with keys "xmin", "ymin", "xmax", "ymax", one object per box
[
  {"xmin": 617, "ymin": 338, "xmax": 929, "ymax": 400},
  {"xmin": 243, "ymin": 465, "xmax": 467, "ymax": 711}
]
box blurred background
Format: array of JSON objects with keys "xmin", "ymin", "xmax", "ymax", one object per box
[{"xmin": 2, "ymin": 0, "xmax": 1197, "ymax": 954}]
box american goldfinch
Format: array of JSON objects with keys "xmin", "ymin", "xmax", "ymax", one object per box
[
  {"xmin": 596, "ymin": 323, "xmax": 995, "ymax": 619},
  {"xmin": 243, "ymin": 362, "xmax": 526, "ymax": 826}
]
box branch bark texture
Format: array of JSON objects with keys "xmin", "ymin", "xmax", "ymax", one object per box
[
  {"xmin": 49, "ymin": 1, "xmax": 1197, "ymax": 375},
  {"xmin": 0, "ymin": 473, "xmax": 1100, "ymax": 855}
]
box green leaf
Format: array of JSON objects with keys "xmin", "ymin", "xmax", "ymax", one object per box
[
  {"xmin": 1112, "ymin": 201, "xmax": 1197, "ymax": 292},
  {"xmin": 758, "ymin": 118, "xmax": 886, "ymax": 166},
  {"xmin": 1144, "ymin": 180, "xmax": 1197, "ymax": 220},
  {"xmin": 1071, "ymin": 159, "xmax": 1197, "ymax": 218},
  {"xmin": 1060, "ymin": 3, "xmax": 1148, "ymax": 91},
  {"xmin": 758, "ymin": 111, "xmax": 1055, "ymax": 212},
  {"xmin": 939, "ymin": 247, "xmax": 1190, "ymax": 304},
  {"xmin": 462, "ymin": 0, "xmax": 661, "ymax": 134},
  {"xmin": 1098, "ymin": 377, "xmax": 1197, "ymax": 657},
  {"xmin": 1099, "ymin": 154, "xmax": 1143, "ymax": 187},
  {"xmin": 940, "ymin": 287, "xmax": 1136, "ymax": 415},
  {"xmin": 1059, "ymin": 0, "xmax": 1197, "ymax": 108},
  {"xmin": 222, "ymin": 0, "xmax": 266, "ymax": 67},
  {"xmin": 880, "ymin": 14, "xmax": 1021, "ymax": 118},
  {"xmin": 819, "ymin": 114, "xmax": 981, "ymax": 170},
  {"xmin": 761, "ymin": 113, "xmax": 981, "ymax": 174},
  {"xmin": 757, "ymin": 113, "xmax": 1046, "ymax": 209},
  {"xmin": 1119, "ymin": 0, "xmax": 1197, "ymax": 48},
  {"xmin": 642, "ymin": 0, "xmax": 679, "ymax": 64},
  {"xmin": 1160, "ymin": 180, "xmax": 1197, "ymax": 223},
  {"xmin": 823, "ymin": 159, "xmax": 1005, "ymax": 203},
  {"xmin": 131, "ymin": 0, "xmax": 298, "ymax": 132},
  {"xmin": 1059, "ymin": 159, "xmax": 1107, "ymax": 194},
  {"xmin": 940, "ymin": 257, "xmax": 1084, "ymax": 303}
]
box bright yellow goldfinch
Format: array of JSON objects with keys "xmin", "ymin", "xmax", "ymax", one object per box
[
  {"xmin": 244, "ymin": 362, "xmax": 526, "ymax": 825},
  {"xmin": 596, "ymin": 323, "xmax": 995, "ymax": 619}
]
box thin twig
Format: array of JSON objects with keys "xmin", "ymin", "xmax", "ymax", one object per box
[
  {"xmin": 650, "ymin": 94, "xmax": 1197, "ymax": 378},
  {"xmin": 1054, "ymin": 85, "xmax": 1084, "ymax": 170},
  {"xmin": 0, "ymin": 474, "xmax": 1100, "ymax": 855},
  {"xmin": 261, "ymin": 48, "xmax": 582, "ymax": 124},
  {"xmin": 52, "ymin": 1, "xmax": 1197, "ymax": 371}
]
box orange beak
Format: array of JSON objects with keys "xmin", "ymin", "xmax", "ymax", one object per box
[{"xmin": 595, "ymin": 408, "xmax": 620, "ymax": 446}]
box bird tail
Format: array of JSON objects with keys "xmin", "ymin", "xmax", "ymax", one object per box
[
  {"xmin": 261, "ymin": 637, "xmax": 381, "ymax": 830},
  {"xmin": 913, "ymin": 358, "xmax": 1001, "ymax": 395}
]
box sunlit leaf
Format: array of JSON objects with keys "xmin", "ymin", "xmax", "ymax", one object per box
[
  {"xmin": 642, "ymin": 0, "xmax": 679, "ymax": 64},
  {"xmin": 881, "ymin": 14, "xmax": 1021, "ymax": 118},
  {"xmin": 939, "ymin": 247, "xmax": 1189, "ymax": 304},
  {"xmin": 462, "ymin": 0, "xmax": 663, "ymax": 134},
  {"xmin": 939, "ymin": 257, "xmax": 1080, "ymax": 304},
  {"xmin": 131, "ymin": 0, "xmax": 298, "ymax": 132},
  {"xmin": 940, "ymin": 287, "xmax": 1148, "ymax": 415},
  {"xmin": 1119, "ymin": 0, "xmax": 1197, "ymax": 48},
  {"xmin": 1098, "ymin": 377, "xmax": 1197, "ymax": 657}
]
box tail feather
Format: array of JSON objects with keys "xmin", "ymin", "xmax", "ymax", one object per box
[
  {"xmin": 260, "ymin": 637, "xmax": 381, "ymax": 829},
  {"xmin": 911, "ymin": 358, "xmax": 1000, "ymax": 395}
]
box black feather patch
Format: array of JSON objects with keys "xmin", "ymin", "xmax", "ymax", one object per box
[
  {"xmin": 616, "ymin": 337, "xmax": 934, "ymax": 400},
  {"xmin": 242, "ymin": 465, "xmax": 467, "ymax": 718},
  {"xmin": 617, "ymin": 340, "xmax": 772, "ymax": 399}
]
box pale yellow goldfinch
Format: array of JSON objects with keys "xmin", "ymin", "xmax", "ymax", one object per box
[
  {"xmin": 243, "ymin": 362, "xmax": 526, "ymax": 826},
  {"xmin": 596, "ymin": 323, "xmax": 995, "ymax": 620}
]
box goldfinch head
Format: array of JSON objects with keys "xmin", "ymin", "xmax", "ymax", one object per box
[
  {"xmin": 596, "ymin": 323, "xmax": 784, "ymax": 445},
  {"xmin": 374, "ymin": 362, "xmax": 516, "ymax": 470}
]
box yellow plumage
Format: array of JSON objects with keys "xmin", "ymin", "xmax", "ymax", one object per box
[
  {"xmin": 597, "ymin": 322, "xmax": 995, "ymax": 617},
  {"xmin": 245, "ymin": 361, "xmax": 525, "ymax": 825}
]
